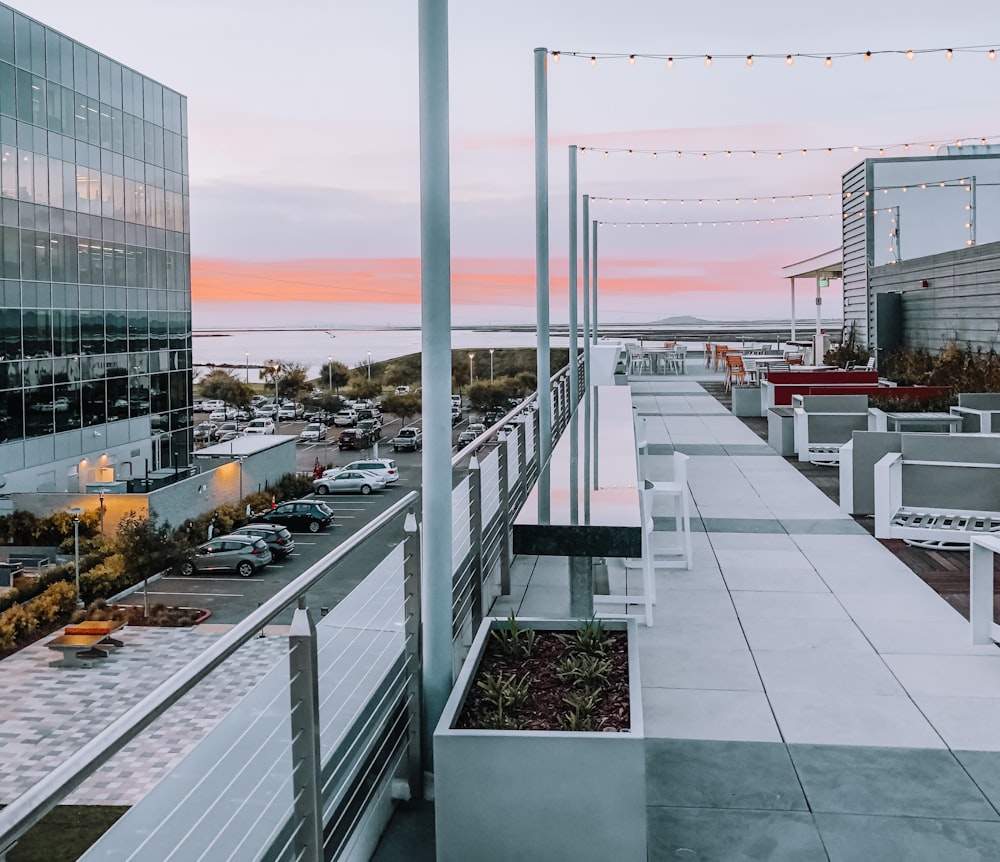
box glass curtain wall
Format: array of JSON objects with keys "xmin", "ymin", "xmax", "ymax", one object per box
[{"xmin": 0, "ymin": 3, "xmax": 191, "ymax": 464}]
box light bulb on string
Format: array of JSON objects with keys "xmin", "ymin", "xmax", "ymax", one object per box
[
  {"xmin": 726, "ymin": 150, "xmax": 732, "ymax": 158},
  {"xmin": 704, "ymin": 55, "xmax": 712, "ymax": 66},
  {"xmin": 946, "ymin": 48, "xmax": 954, "ymax": 59},
  {"xmin": 864, "ymin": 50, "xmax": 872, "ymax": 61},
  {"xmin": 906, "ymin": 49, "xmax": 915, "ymax": 60},
  {"xmin": 990, "ymin": 49, "xmax": 997, "ymax": 60},
  {"xmin": 589, "ymin": 56, "xmax": 597, "ymax": 67},
  {"xmin": 785, "ymin": 54, "xmax": 794, "ymax": 66},
  {"xmin": 628, "ymin": 54, "xmax": 636, "ymax": 66},
  {"xmin": 666, "ymin": 57, "xmax": 674, "ymax": 68},
  {"xmin": 801, "ymin": 149, "xmax": 807, "ymax": 157},
  {"xmin": 825, "ymin": 56, "xmax": 833, "ymax": 67},
  {"xmin": 746, "ymin": 55, "xmax": 753, "ymax": 67},
  {"xmin": 652, "ymin": 151, "xmax": 658, "ymax": 159},
  {"xmin": 552, "ymin": 51, "xmax": 560, "ymax": 63}
]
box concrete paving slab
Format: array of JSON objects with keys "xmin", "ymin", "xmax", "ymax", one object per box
[{"xmin": 642, "ymin": 688, "xmax": 782, "ymax": 742}]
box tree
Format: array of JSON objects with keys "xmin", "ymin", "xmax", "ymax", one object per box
[
  {"xmin": 319, "ymin": 360, "xmax": 351, "ymax": 393},
  {"xmin": 347, "ymin": 376, "xmax": 382, "ymax": 401},
  {"xmin": 379, "ymin": 392, "xmax": 422, "ymax": 427},
  {"xmin": 115, "ymin": 513, "xmax": 184, "ymax": 580},
  {"xmin": 261, "ymin": 361, "xmax": 309, "ymax": 403},
  {"xmin": 199, "ymin": 369, "xmax": 253, "ymax": 409},
  {"xmin": 468, "ymin": 381, "xmax": 513, "ymax": 413},
  {"xmin": 382, "ymin": 362, "xmax": 414, "ymax": 389}
]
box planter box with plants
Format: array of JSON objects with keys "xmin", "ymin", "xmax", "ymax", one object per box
[{"xmin": 434, "ymin": 615, "xmax": 646, "ymax": 862}]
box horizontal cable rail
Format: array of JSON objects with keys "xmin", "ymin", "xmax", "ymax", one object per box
[{"xmin": 0, "ymin": 490, "xmax": 419, "ymax": 856}]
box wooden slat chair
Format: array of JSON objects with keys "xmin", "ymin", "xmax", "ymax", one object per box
[
  {"xmin": 714, "ymin": 344, "xmax": 730, "ymax": 371},
  {"xmin": 724, "ymin": 354, "xmax": 746, "ymax": 392}
]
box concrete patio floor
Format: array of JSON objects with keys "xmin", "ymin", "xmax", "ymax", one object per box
[{"xmin": 375, "ymin": 368, "xmax": 1000, "ymax": 861}]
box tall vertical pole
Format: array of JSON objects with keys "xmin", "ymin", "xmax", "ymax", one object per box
[
  {"xmin": 534, "ymin": 47, "xmax": 551, "ymax": 468},
  {"xmin": 790, "ymin": 277, "xmax": 796, "ymax": 343},
  {"xmin": 418, "ymin": 0, "xmax": 452, "ymax": 776},
  {"xmin": 568, "ymin": 146, "xmax": 579, "ymax": 415},
  {"xmin": 592, "ymin": 219, "xmax": 599, "ymax": 344},
  {"xmin": 582, "ymin": 194, "xmax": 591, "ymax": 389}
]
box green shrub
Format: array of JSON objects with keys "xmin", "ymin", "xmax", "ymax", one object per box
[
  {"xmin": 882, "ymin": 342, "xmax": 1000, "ymax": 391},
  {"xmin": 31, "ymin": 581, "xmax": 79, "ymax": 623}
]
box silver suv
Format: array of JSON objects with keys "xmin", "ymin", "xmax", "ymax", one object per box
[{"xmin": 179, "ymin": 535, "xmax": 272, "ymax": 578}]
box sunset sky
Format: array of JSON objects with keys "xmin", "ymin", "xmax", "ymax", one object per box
[{"xmin": 13, "ymin": 0, "xmax": 1000, "ymax": 324}]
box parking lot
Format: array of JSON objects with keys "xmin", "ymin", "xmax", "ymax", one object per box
[{"xmin": 124, "ymin": 407, "xmax": 483, "ymax": 624}]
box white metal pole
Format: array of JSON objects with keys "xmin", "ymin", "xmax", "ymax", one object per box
[
  {"xmin": 592, "ymin": 219, "xmax": 598, "ymax": 344},
  {"xmin": 815, "ymin": 275, "xmax": 822, "ymax": 337},
  {"xmin": 489, "ymin": 348, "xmax": 494, "ymax": 382},
  {"xmin": 568, "ymin": 146, "xmax": 579, "ymax": 412},
  {"xmin": 73, "ymin": 514, "xmax": 82, "ymax": 608},
  {"xmin": 419, "ymin": 0, "xmax": 453, "ymax": 777},
  {"xmin": 534, "ymin": 47, "xmax": 551, "ymax": 468},
  {"xmin": 790, "ymin": 277, "xmax": 796, "ymax": 343},
  {"xmin": 582, "ymin": 194, "xmax": 591, "ymax": 389}
]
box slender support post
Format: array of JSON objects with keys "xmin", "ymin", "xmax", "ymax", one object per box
[
  {"xmin": 401, "ymin": 512, "xmax": 424, "ymax": 796},
  {"xmin": 815, "ymin": 275, "xmax": 822, "ymax": 337},
  {"xmin": 592, "ymin": 219, "xmax": 598, "ymax": 344},
  {"xmin": 534, "ymin": 47, "xmax": 552, "ymax": 470},
  {"xmin": 582, "ymin": 194, "xmax": 591, "ymax": 388},
  {"xmin": 516, "ymin": 418, "xmax": 528, "ymax": 503},
  {"xmin": 468, "ymin": 456, "xmax": 484, "ymax": 628},
  {"xmin": 288, "ymin": 601, "xmax": 323, "ymax": 862},
  {"xmin": 790, "ymin": 277, "xmax": 796, "ymax": 343},
  {"xmin": 568, "ymin": 146, "xmax": 579, "ymax": 416},
  {"xmin": 418, "ymin": 0, "xmax": 453, "ymax": 767},
  {"xmin": 497, "ymin": 434, "xmax": 511, "ymax": 595}
]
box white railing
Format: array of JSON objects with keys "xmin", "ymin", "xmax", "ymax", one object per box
[{"xmin": 0, "ymin": 358, "xmax": 585, "ymax": 862}]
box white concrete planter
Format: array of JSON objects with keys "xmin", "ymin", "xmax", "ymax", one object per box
[{"xmin": 433, "ymin": 617, "xmax": 646, "ymax": 862}]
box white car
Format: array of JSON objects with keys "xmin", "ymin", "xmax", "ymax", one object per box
[
  {"xmin": 332, "ymin": 409, "xmax": 357, "ymax": 427},
  {"xmin": 201, "ymin": 399, "xmax": 224, "ymax": 412},
  {"xmin": 277, "ymin": 404, "xmax": 298, "ymax": 420},
  {"xmin": 244, "ymin": 417, "xmax": 275, "ymax": 434},
  {"xmin": 313, "ymin": 469, "xmax": 387, "ymax": 495},
  {"xmin": 210, "ymin": 407, "xmax": 238, "ymax": 421},
  {"xmin": 299, "ymin": 422, "xmax": 327, "ymax": 442},
  {"xmin": 341, "ymin": 458, "xmax": 399, "ymax": 484},
  {"xmin": 395, "ymin": 385, "xmax": 411, "ymax": 395}
]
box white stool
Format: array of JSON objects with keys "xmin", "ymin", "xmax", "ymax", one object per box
[{"xmin": 642, "ymin": 451, "xmax": 693, "ymax": 570}]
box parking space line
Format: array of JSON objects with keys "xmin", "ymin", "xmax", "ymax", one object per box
[{"xmin": 131, "ymin": 590, "xmax": 246, "ymax": 597}]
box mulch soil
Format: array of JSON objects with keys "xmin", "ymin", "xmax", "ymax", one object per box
[{"xmin": 456, "ymin": 631, "xmax": 631, "ymax": 732}]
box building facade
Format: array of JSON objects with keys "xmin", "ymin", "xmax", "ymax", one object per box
[{"xmin": 0, "ymin": 4, "xmax": 191, "ymax": 493}]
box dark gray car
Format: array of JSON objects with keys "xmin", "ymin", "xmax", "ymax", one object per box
[
  {"xmin": 229, "ymin": 523, "xmax": 296, "ymax": 559},
  {"xmin": 179, "ymin": 535, "xmax": 272, "ymax": 578}
]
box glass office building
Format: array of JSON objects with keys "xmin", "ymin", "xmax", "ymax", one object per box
[{"xmin": 0, "ymin": 4, "xmax": 191, "ymax": 492}]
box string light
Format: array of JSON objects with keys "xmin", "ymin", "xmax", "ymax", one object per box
[
  {"xmin": 597, "ymin": 213, "xmax": 838, "ymax": 228},
  {"xmin": 575, "ymin": 134, "xmax": 999, "ymax": 161},
  {"xmin": 551, "ymin": 45, "xmax": 1000, "ymax": 66}
]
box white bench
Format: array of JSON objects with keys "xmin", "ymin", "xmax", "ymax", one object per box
[
  {"xmin": 970, "ymin": 534, "xmax": 1000, "ymax": 644},
  {"xmin": 792, "ymin": 395, "xmax": 870, "ymax": 466},
  {"xmin": 874, "ymin": 453, "xmax": 1000, "ymax": 548}
]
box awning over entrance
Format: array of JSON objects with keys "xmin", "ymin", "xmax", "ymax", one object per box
[{"xmin": 782, "ymin": 248, "xmax": 843, "ymax": 340}]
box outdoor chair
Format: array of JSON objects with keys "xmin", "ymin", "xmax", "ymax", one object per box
[
  {"xmin": 742, "ymin": 356, "xmax": 759, "ymax": 384},
  {"xmin": 724, "ymin": 354, "xmax": 746, "ymax": 392},
  {"xmin": 670, "ymin": 344, "xmax": 688, "ymax": 375},
  {"xmin": 704, "ymin": 342, "xmax": 713, "ymax": 367}
]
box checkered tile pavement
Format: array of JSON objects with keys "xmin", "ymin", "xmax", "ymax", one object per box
[{"xmin": 0, "ymin": 625, "xmax": 289, "ymax": 805}]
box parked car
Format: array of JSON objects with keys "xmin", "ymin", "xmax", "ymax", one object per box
[
  {"xmin": 229, "ymin": 523, "xmax": 296, "ymax": 559},
  {"xmin": 395, "ymin": 385, "xmax": 411, "ymax": 395},
  {"xmin": 213, "ymin": 421, "xmax": 240, "ymax": 440},
  {"xmin": 341, "ymin": 458, "xmax": 399, "ymax": 484},
  {"xmin": 467, "ymin": 422, "xmax": 486, "ymax": 436},
  {"xmin": 313, "ymin": 469, "xmax": 386, "ymax": 495},
  {"xmin": 210, "ymin": 406, "xmax": 238, "ymax": 421},
  {"xmin": 179, "ymin": 535, "xmax": 272, "ymax": 578},
  {"xmin": 217, "ymin": 430, "xmax": 241, "ymax": 443},
  {"xmin": 256, "ymin": 500, "xmax": 335, "ymax": 533},
  {"xmin": 201, "ymin": 399, "xmax": 225, "ymax": 412},
  {"xmin": 451, "ymin": 394, "xmax": 462, "ymax": 408},
  {"xmin": 193, "ymin": 422, "xmax": 217, "ymax": 442},
  {"xmin": 451, "ymin": 406, "xmax": 463, "ymax": 425},
  {"xmin": 338, "ymin": 428, "xmax": 368, "ymax": 450},
  {"xmin": 277, "ymin": 403, "xmax": 300, "ymax": 420},
  {"xmin": 391, "ymin": 426, "xmax": 422, "ymax": 451},
  {"xmin": 332, "ymin": 408, "xmax": 357, "ymax": 427},
  {"xmin": 456, "ymin": 428, "xmax": 478, "ymax": 447},
  {"xmin": 244, "ymin": 417, "xmax": 276, "ymax": 434},
  {"xmin": 299, "ymin": 422, "xmax": 327, "ymax": 442},
  {"xmin": 356, "ymin": 418, "xmax": 381, "ymax": 441},
  {"xmin": 255, "ymin": 403, "xmax": 278, "ymax": 418}
]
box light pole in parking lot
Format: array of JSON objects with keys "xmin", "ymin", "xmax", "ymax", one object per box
[
  {"xmin": 367, "ymin": 351, "xmax": 372, "ymax": 380},
  {"xmin": 245, "ymin": 353, "xmax": 250, "ymax": 384},
  {"xmin": 327, "ymin": 355, "xmax": 333, "ymax": 392},
  {"xmin": 489, "ymin": 348, "xmax": 495, "ymax": 382},
  {"xmin": 468, "ymin": 352, "xmax": 475, "ymax": 386},
  {"xmin": 272, "ymin": 365, "xmax": 280, "ymax": 431},
  {"xmin": 68, "ymin": 507, "xmax": 84, "ymax": 608}
]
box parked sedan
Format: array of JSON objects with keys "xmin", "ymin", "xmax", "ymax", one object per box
[
  {"xmin": 341, "ymin": 458, "xmax": 399, "ymax": 484},
  {"xmin": 313, "ymin": 469, "xmax": 387, "ymax": 495},
  {"xmin": 255, "ymin": 500, "xmax": 335, "ymax": 533},
  {"xmin": 178, "ymin": 535, "xmax": 272, "ymax": 578},
  {"xmin": 338, "ymin": 428, "xmax": 369, "ymax": 450},
  {"xmin": 299, "ymin": 422, "xmax": 327, "ymax": 442},
  {"xmin": 229, "ymin": 523, "xmax": 296, "ymax": 559},
  {"xmin": 193, "ymin": 422, "xmax": 218, "ymax": 442},
  {"xmin": 209, "ymin": 407, "xmax": 238, "ymax": 421}
]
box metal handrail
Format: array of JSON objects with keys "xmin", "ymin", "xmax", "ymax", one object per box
[{"xmin": 0, "ymin": 490, "xmax": 420, "ymax": 854}]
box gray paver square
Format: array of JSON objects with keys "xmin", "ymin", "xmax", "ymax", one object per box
[
  {"xmin": 789, "ymin": 744, "xmax": 998, "ymax": 820},
  {"xmin": 954, "ymin": 751, "xmax": 1000, "ymax": 809},
  {"xmin": 814, "ymin": 812, "xmax": 1000, "ymax": 862},
  {"xmin": 646, "ymin": 739, "xmax": 807, "ymax": 810},
  {"xmin": 647, "ymin": 807, "xmax": 828, "ymax": 861}
]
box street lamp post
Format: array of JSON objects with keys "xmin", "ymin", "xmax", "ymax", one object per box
[
  {"xmin": 468, "ymin": 352, "xmax": 475, "ymax": 386},
  {"xmin": 98, "ymin": 492, "xmax": 105, "ymax": 536},
  {"xmin": 367, "ymin": 352, "xmax": 372, "ymax": 381},
  {"xmin": 245, "ymin": 353, "xmax": 250, "ymax": 384},
  {"xmin": 273, "ymin": 365, "xmax": 280, "ymax": 431},
  {"xmin": 68, "ymin": 507, "xmax": 84, "ymax": 608},
  {"xmin": 327, "ymin": 355, "xmax": 333, "ymax": 392},
  {"xmin": 489, "ymin": 348, "xmax": 495, "ymax": 382}
]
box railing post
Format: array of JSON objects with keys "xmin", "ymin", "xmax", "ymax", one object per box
[
  {"xmin": 468, "ymin": 455, "xmax": 484, "ymax": 629},
  {"xmin": 518, "ymin": 418, "xmax": 529, "ymax": 493},
  {"xmin": 288, "ymin": 599, "xmax": 324, "ymax": 862},
  {"xmin": 402, "ymin": 511, "xmax": 425, "ymax": 797},
  {"xmin": 498, "ymin": 435, "xmax": 512, "ymax": 595}
]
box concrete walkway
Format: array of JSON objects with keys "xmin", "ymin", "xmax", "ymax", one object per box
[{"xmin": 488, "ymin": 375, "xmax": 1000, "ymax": 860}]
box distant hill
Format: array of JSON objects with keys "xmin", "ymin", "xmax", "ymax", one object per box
[{"xmin": 649, "ymin": 315, "xmax": 711, "ymax": 325}]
